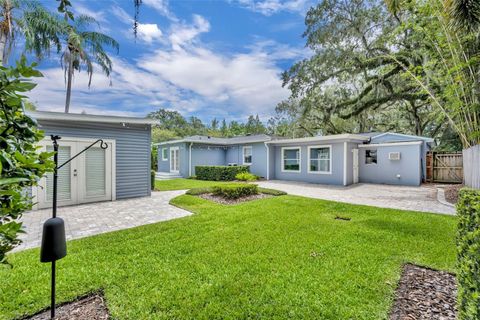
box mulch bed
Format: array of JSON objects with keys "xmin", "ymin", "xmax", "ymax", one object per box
[
  {"xmin": 24, "ymin": 293, "xmax": 109, "ymax": 320},
  {"xmin": 444, "ymin": 184, "xmax": 463, "ymax": 204},
  {"xmin": 390, "ymin": 264, "xmax": 457, "ymax": 320},
  {"xmin": 199, "ymin": 193, "xmax": 271, "ymax": 205}
]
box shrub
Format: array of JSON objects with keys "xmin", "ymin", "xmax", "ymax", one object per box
[
  {"xmin": 258, "ymin": 188, "xmax": 287, "ymax": 196},
  {"xmin": 456, "ymin": 188, "xmax": 480, "ymax": 320},
  {"xmin": 235, "ymin": 172, "xmax": 258, "ymax": 181},
  {"xmin": 151, "ymin": 170, "xmax": 156, "ymax": 191},
  {"xmin": 195, "ymin": 165, "xmax": 249, "ymax": 181},
  {"xmin": 212, "ymin": 184, "xmax": 258, "ymax": 199},
  {"xmin": 186, "ymin": 187, "xmax": 212, "ymax": 195}
]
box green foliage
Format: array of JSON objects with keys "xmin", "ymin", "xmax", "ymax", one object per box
[
  {"xmin": 456, "ymin": 188, "xmax": 480, "ymax": 319},
  {"xmin": 185, "ymin": 187, "xmax": 213, "ymax": 196},
  {"xmin": 0, "ymin": 57, "xmax": 54, "ymax": 264},
  {"xmin": 212, "ymin": 183, "xmax": 258, "ymax": 199},
  {"xmin": 151, "ymin": 145, "xmax": 157, "ymax": 171},
  {"xmin": 235, "ymin": 172, "xmax": 258, "ymax": 182},
  {"xmin": 150, "ymin": 170, "xmax": 155, "ymax": 191},
  {"xmin": 195, "ymin": 165, "xmax": 249, "ymax": 181},
  {"xmin": 257, "ymin": 187, "xmax": 287, "ymax": 196}
]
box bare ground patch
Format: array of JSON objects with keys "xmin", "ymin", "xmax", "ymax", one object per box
[
  {"xmin": 390, "ymin": 264, "xmax": 457, "ymax": 320},
  {"xmin": 23, "ymin": 293, "xmax": 109, "ymax": 320}
]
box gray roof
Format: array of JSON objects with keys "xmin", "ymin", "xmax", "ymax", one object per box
[{"xmin": 155, "ymin": 134, "xmax": 273, "ymax": 146}]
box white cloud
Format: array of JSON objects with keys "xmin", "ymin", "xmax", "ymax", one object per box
[
  {"xmin": 169, "ymin": 15, "xmax": 210, "ymax": 50},
  {"xmin": 233, "ymin": 0, "xmax": 311, "ymax": 16},
  {"xmin": 142, "ymin": 0, "xmax": 178, "ymax": 21},
  {"xmin": 137, "ymin": 23, "xmax": 163, "ymax": 42},
  {"xmin": 74, "ymin": 3, "xmax": 106, "ymax": 22}
]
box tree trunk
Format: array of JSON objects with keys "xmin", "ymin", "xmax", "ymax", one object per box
[
  {"xmin": 0, "ymin": 30, "xmax": 8, "ymax": 66},
  {"xmin": 64, "ymin": 56, "xmax": 74, "ymax": 113}
]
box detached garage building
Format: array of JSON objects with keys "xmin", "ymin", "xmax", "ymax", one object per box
[{"xmin": 28, "ymin": 111, "xmax": 157, "ymax": 209}]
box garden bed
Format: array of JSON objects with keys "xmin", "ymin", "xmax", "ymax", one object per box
[
  {"xmin": 390, "ymin": 264, "xmax": 457, "ymax": 320},
  {"xmin": 199, "ymin": 192, "xmax": 271, "ymax": 205},
  {"xmin": 24, "ymin": 293, "xmax": 109, "ymax": 320},
  {"xmin": 444, "ymin": 184, "xmax": 463, "ymax": 204}
]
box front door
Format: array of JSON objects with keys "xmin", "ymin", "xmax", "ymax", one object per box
[
  {"xmin": 36, "ymin": 138, "xmax": 114, "ymax": 209},
  {"xmin": 352, "ymin": 148, "xmax": 359, "ymax": 184},
  {"xmin": 170, "ymin": 147, "xmax": 179, "ymax": 173}
]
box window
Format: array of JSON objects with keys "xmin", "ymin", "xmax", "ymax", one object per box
[
  {"xmin": 282, "ymin": 147, "xmax": 301, "ymax": 172},
  {"xmin": 365, "ymin": 149, "xmax": 377, "ymax": 164},
  {"xmin": 308, "ymin": 146, "xmax": 331, "ymax": 174},
  {"xmin": 243, "ymin": 146, "xmax": 252, "ymax": 165},
  {"xmin": 162, "ymin": 148, "xmax": 168, "ymax": 161}
]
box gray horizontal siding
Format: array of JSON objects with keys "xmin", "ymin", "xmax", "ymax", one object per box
[{"xmin": 37, "ymin": 120, "xmax": 151, "ymax": 199}]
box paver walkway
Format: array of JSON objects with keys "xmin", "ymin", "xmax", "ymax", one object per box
[
  {"xmin": 257, "ymin": 180, "xmax": 455, "ymax": 215},
  {"xmin": 15, "ymin": 190, "xmax": 190, "ymax": 251}
]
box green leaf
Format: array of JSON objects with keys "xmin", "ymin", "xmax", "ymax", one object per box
[{"xmin": 0, "ymin": 177, "xmax": 29, "ymax": 186}]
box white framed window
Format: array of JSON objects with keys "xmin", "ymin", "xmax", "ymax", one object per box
[
  {"xmin": 365, "ymin": 149, "xmax": 377, "ymax": 164},
  {"xmin": 162, "ymin": 148, "xmax": 168, "ymax": 161},
  {"xmin": 308, "ymin": 145, "xmax": 331, "ymax": 174},
  {"xmin": 281, "ymin": 147, "xmax": 301, "ymax": 172},
  {"xmin": 243, "ymin": 146, "xmax": 252, "ymax": 165}
]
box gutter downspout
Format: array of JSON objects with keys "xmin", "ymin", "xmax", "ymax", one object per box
[
  {"xmin": 189, "ymin": 142, "xmax": 193, "ymax": 177},
  {"xmin": 264, "ymin": 142, "xmax": 270, "ymax": 180}
]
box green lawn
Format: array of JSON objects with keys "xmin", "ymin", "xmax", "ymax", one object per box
[
  {"xmin": 154, "ymin": 178, "xmax": 231, "ymax": 191},
  {"xmin": 1, "ymin": 194, "xmax": 457, "ymax": 319}
]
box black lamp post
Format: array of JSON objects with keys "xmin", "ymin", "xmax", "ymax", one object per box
[{"xmin": 40, "ymin": 135, "xmax": 108, "ymax": 319}]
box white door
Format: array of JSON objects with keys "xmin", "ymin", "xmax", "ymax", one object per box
[
  {"xmin": 37, "ymin": 141, "xmax": 78, "ymax": 209},
  {"xmin": 170, "ymin": 147, "xmax": 179, "ymax": 173},
  {"xmin": 36, "ymin": 138, "xmax": 114, "ymax": 209},
  {"xmin": 352, "ymin": 148, "xmax": 359, "ymax": 184},
  {"xmin": 77, "ymin": 141, "xmax": 113, "ymax": 204}
]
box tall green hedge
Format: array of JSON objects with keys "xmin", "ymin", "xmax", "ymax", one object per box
[
  {"xmin": 195, "ymin": 165, "xmax": 249, "ymax": 181},
  {"xmin": 457, "ymin": 188, "xmax": 480, "ymax": 320}
]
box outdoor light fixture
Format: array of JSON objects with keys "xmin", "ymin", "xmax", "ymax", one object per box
[{"xmin": 40, "ymin": 135, "xmax": 108, "ymax": 319}]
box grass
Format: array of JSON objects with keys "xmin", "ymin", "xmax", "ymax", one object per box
[
  {"xmin": 154, "ymin": 178, "xmax": 231, "ymax": 191},
  {"xmin": 1, "ymin": 195, "xmax": 457, "ymax": 319}
]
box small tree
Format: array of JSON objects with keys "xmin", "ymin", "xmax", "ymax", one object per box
[{"xmin": 0, "ymin": 56, "xmax": 54, "ymax": 264}]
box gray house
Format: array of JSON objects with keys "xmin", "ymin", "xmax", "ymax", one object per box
[
  {"xmin": 28, "ymin": 111, "xmax": 157, "ymax": 209},
  {"xmin": 156, "ymin": 132, "xmax": 434, "ymax": 186}
]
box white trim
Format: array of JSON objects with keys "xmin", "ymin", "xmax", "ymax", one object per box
[
  {"xmin": 267, "ymin": 134, "xmax": 369, "ymax": 145},
  {"xmin": 343, "ymin": 142, "xmax": 347, "ymax": 186},
  {"xmin": 281, "ymin": 146, "xmax": 302, "ymax": 173},
  {"xmin": 242, "ymin": 145, "xmax": 252, "ymax": 165},
  {"xmin": 370, "ymin": 132, "xmax": 434, "ymax": 142},
  {"xmin": 189, "ymin": 143, "xmax": 193, "ymax": 177},
  {"xmin": 307, "ymin": 145, "xmax": 332, "ymax": 175},
  {"xmin": 111, "ymin": 139, "xmax": 116, "ymax": 201},
  {"xmin": 264, "ymin": 142, "xmax": 270, "ymax": 180},
  {"xmin": 27, "ymin": 110, "xmax": 159, "ymax": 125},
  {"xmin": 358, "ymin": 141, "xmax": 423, "ymax": 148},
  {"xmin": 161, "ymin": 148, "xmax": 168, "ymax": 161}
]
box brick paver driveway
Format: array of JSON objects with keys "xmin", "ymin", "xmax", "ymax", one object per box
[
  {"xmin": 257, "ymin": 180, "xmax": 455, "ymax": 215},
  {"xmin": 16, "ymin": 190, "xmax": 190, "ymax": 251}
]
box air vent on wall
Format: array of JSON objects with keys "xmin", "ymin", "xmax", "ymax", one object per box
[{"xmin": 388, "ymin": 152, "xmax": 401, "ymax": 160}]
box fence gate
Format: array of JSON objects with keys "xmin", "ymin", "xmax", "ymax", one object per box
[{"xmin": 426, "ymin": 151, "xmax": 463, "ymax": 183}]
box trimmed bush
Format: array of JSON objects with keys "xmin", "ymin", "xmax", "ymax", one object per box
[
  {"xmin": 186, "ymin": 187, "xmax": 213, "ymax": 195},
  {"xmin": 196, "ymin": 165, "xmax": 249, "ymax": 181},
  {"xmin": 456, "ymin": 188, "xmax": 480, "ymax": 320},
  {"xmin": 151, "ymin": 170, "xmax": 156, "ymax": 191},
  {"xmin": 258, "ymin": 187, "xmax": 287, "ymax": 196},
  {"xmin": 235, "ymin": 172, "xmax": 258, "ymax": 181},
  {"xmin": 212, "ymin": 183, "xmax": 258, "ymax": 200}
]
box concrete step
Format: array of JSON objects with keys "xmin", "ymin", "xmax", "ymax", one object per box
[{"xmin": 155, "ymin": 172, "xmax": 183, "ymax": 180}]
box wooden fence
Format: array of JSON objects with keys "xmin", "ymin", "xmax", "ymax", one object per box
[
  {"xmin": 463, "ymin": 145, "xmax": 480, "ymax": 189},
  {"xmin": 426, "ymin": 151, "xmax": 463, "ymax": 183}
]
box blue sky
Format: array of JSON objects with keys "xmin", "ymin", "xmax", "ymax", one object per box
[{"xmin": 27, "ymin": 0, "xmax": 312, "ymax": 122}]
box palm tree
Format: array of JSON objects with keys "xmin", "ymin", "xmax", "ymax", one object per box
[
  {"xmin": 0, "ymin": 0, "xmax": 63, "ymax": 65},
  {"xmin": 60, "ymin": 15, "xmax": 119, "ymax": 113}
]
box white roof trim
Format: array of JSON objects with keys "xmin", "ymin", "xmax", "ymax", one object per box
[
  {"xmin": 358, "ymin": 141, "xmax": 423, "ymax": 147},
  {"xmin": 28, "ymin": 111, "xmax": 159, "ymax": 125},
  {"xmin": 370, "ymin": 132, "xmax": 434, "ymax": 142},
  {"xmin": 266, "ymin": 134, "xmax": 369, "ymax": 145},
  {"xmin": 154, "ymin": 137, "xmax": 272, "ymax": 146}
]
